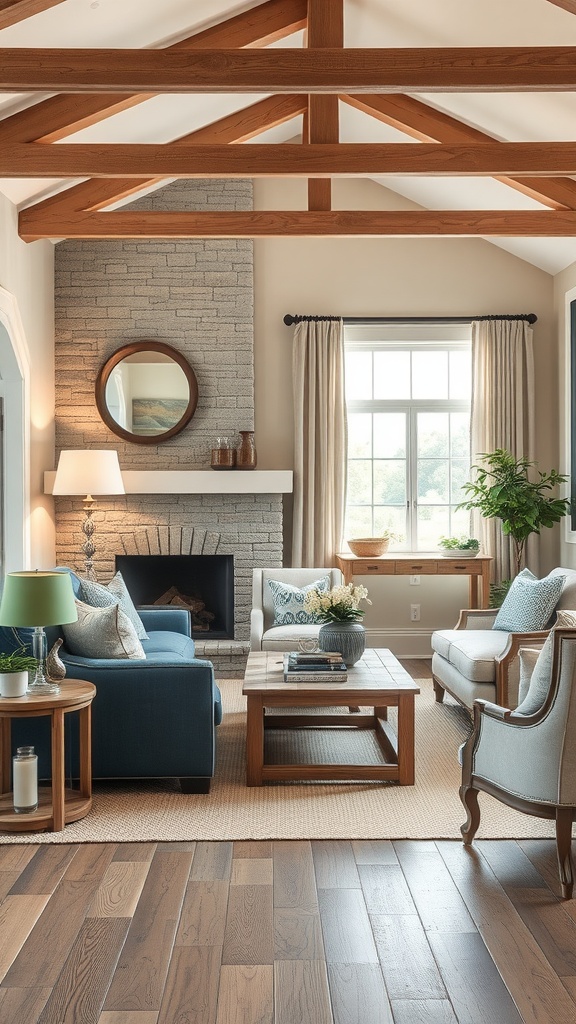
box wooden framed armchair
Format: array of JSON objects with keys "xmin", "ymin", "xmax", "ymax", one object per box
[{"xmin": 460, "ymin": 628, "xmax": 576, "ymax": 899}]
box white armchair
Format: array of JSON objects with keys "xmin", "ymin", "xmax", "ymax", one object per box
[
  {"xmin": 431, "ymin": 566, "xmax": 576, "ymax": 710},
  {"xmin": 460, "ymin": 628, "xmax": 576, "ymax": 899},
  {"xmin": 250, "ymin": 567, "xmax": 343, "ymax": 652}
]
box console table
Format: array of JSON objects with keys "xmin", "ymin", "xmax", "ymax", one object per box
[{"xmin": 336, "ymin": 553, "xmax": 492, "ymax": 609}]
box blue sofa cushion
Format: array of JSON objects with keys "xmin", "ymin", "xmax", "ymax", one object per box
[{"xmin": 493, "ymin": 568, "xmax": 566, "ymax": 632}]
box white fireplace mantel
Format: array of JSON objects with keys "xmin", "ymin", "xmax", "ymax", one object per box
[{"xmin": 44, "ymin": 469, "xmax": 293, "ymax": 495}]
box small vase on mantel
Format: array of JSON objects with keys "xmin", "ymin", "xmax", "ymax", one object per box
[
  {"xmin": 318, "ymin": 621, "xmax": 366, "ymax": 667},
  {"xmin": 236, "ymin": 430, "xmax": 257, "ymax": 470}
]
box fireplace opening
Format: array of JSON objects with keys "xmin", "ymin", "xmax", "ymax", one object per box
[{"xmin": 115, "ymin": 554, "xmax": 234, "ymax": 639}]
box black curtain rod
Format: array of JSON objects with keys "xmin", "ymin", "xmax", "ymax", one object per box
[{"xmin": 283, "ymin": 313, "xmax": 538, "ymax": 326}]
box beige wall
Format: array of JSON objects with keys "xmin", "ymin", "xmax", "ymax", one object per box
[
  {"xmin": 554, "ymin": 261, "xmax": 576, "ymax": 572},
  {"xmin": 0, "ymin": 176, "xmax": 562, "ymax": 652},
  {"xmin": 254, "ymin": 178, "xmax": 557, "ymax": 653},
  {"xmin": 0, "ymin": 192, "xmax": 55, "ymax": 567}
]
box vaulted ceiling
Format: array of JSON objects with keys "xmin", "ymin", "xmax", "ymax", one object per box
[{"xmin": 2, "ymin": 0, "xmax": 576, "ymax": 273}]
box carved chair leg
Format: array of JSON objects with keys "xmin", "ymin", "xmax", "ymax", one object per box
[
  {"xmin": 459, "ymin": 784, "xmax": 481, "ymax": 845},
  {"xmin": 555, "ymin": 806, "xmax": 575, "ymax": 900},
  {"xmin": 432, "ymin": 677, "xmax": 445, "ymax": 703}
]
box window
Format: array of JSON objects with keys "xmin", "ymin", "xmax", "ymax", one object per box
[{"xmin": 344, "ymin": 323, "xmax": 472, "ymax": 551}]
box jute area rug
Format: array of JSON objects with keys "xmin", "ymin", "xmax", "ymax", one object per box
[{"xmin": 0, "ymin": 668, "xmax": 563, "ymax": 844}]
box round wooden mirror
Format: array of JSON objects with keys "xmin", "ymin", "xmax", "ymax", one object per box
[{"xmin": 95, "ymin": 341, "xmax": 198, "ymax": 445}]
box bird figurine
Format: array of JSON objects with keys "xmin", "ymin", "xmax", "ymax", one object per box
[{"xmin": 47, "ymin": 638, "xmax": 66, "ymax": 681}]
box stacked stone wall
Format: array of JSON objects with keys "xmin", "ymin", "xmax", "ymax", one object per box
[{"xmin": 53, "ymin": 180, "xmax": 281, "ymax": 669}]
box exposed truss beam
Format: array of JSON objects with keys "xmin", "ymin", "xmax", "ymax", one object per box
[
  {"xmin": 22, "ymin": 95, "xmax": 307, "ymax": 219},
  {"xmin": 546, "ymin": 1, "xmax": 576, "ymax": 13},
  {"xmin": 3, "ymin": 47, "xmax": 576, "ymax": 94},
  {"xmin": 306, "ymin": 0, "xmax": 343, "ymax": 211},
  {"xmin": 0, "ymin": 0, "xmax": 307, "ymax": 143},
  {"xmin": 0, "ymin": 0, "xmax": 64, "ymax": 29},
  {"xmin": 342, "ymin": 93, "xmax": 576, "ymax": 210},
  {"xmin": 19, "ymin": 209, "xmax": 576, "ymax": 242},
  {"xmin": 8, "ymin": 141, "xmax": 576, "ymax": 178}
]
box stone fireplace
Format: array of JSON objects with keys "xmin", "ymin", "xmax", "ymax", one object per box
[
  {"xmin": 52, "ymin": 179, "xmax": 288, "ymax": 675},
  {"xmin": 115, "ymin": 553, "xmax": 235, "ymax": 639}
]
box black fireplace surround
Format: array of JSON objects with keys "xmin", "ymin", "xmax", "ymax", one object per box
[{"xmin": 115, "ymin": 554, "xmax": 234, "ymax": 639}]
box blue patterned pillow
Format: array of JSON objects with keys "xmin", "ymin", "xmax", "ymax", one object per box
[
  {"xmin": 493, "ymin": 568, "xmax": 566, "ymax": 632},
  {"xmin": 80, "ymin": 572, "xmax": 148, "ymax": 640},
  {"xmin": 268, "ymin": 576, "xmax": 330, "ymax": 626}
]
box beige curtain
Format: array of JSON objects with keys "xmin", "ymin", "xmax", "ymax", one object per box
[
  {"xmin": 470, "ymin": 318, "xmax": 535, "ymax": 582},
  {"xmin": 292, "ymin": 318, "xmax": 347, "ymax": 567}
]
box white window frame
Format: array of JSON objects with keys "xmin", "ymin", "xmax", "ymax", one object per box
[{"xmin": 344, "ymin": 322, "xmax": 472, "ymax": 552}]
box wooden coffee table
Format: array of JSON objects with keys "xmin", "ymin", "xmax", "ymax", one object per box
[{"xmin": 242, "ymin": 649, "xmax": 420, "ymax": 786}]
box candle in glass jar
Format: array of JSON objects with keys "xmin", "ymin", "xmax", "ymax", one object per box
[{"xmin": 13, "ymin": 746, "xmax": 38, "ymax": 813}]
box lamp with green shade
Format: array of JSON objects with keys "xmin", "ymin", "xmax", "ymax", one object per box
[{"xmin": 0, "ymin": 571, "xmax": 78, "ymax": 695}]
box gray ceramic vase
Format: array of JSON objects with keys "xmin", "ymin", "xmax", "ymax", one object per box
[{"xmin": 318, "ymin": 621, "xmax": 366, "ymax": 667}]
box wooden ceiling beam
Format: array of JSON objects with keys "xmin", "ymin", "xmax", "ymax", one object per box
[
  {"xmin": 342, "ymin": 93, "xmax": 576, "ymax": 210},
  {"xmin": 545, "ymin": 1, "xmax": 576, "ymax": 14},
  {"xmin": 3, "ymin": 47, "xmax": 576, "ymax": 94},
  {"xmin": 21, "ymin": 95, "xmax": 307, "ymax": 219},
  {"xmin": 9, "ymin": 141, "xmax": 576, "ymax": 178},
  {"xmin": 306, "ymin": 0, "xmax": 343, "ymax": 211},
  {"xmin": 19, "ymin": 208, "xmax": 576, "ymax": 242},
  {"xmin": 0, "ymin": 0, "xmax": 65, "ymax": 29},
  {"xmin": 0, "ymin": 0, "xmax": 307, "ymax": 144}
]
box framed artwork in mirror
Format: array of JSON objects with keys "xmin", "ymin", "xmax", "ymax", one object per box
[{"xmin": 96, "ymin": 341, "xmax": 199, "ymax": 445}]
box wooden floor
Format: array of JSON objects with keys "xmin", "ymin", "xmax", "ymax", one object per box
[{"xmin": 0, "ymin": 836, "xmax": 575, "ymax": 1023}]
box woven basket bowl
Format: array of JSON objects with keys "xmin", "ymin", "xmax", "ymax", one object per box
[{"xmin": 347, "ymin": 537, "xmax": 390, "ymax": 557}]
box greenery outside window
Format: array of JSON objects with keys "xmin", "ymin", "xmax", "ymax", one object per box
[{"xmin": 344, "ymin": 323, "xmax": 472, "ymax": 551}]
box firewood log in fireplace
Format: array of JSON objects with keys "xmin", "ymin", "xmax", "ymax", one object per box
[{"xmin": 153, "ymin": 585, "xmax": 216, "ymax": 632}]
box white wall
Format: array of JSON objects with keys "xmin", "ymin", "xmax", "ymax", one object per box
[
  {"xmin": 0, "ymin": 192, "xmax": 54, "ymax": 568},
  {"xmin": 254, "ymin": 178, "xmax": 557, "ymax": 653}
]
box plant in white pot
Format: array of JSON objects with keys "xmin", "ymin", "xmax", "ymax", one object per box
[
  {"xmin": 438, "ymin": 536, "xmax": 480, "ymax": 558},
  {"xmin": 0, "ymin": 648, "xmax": 37, "ymax": 698}
]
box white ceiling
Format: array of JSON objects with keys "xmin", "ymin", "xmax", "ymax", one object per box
[{"xmin": 3, "ymin": 0, "xmax": 576, "ymax": 274}]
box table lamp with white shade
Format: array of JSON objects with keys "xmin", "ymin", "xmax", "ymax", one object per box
[
  {"xmin": 0, "ymin": 570, "xmax": 78, "ymax": 694},
  {"xmin": 52, "ymin": 449, "xmax": 125, "ymax": 581}
]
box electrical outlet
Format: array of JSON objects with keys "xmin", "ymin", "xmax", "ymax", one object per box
[
  {"xmin": 410, "ymin": 603, "xmax": 421, "ymax": 622},
  {"xmin": 409, "ymin": 575, "xmax": 421, "ymax": 585}
]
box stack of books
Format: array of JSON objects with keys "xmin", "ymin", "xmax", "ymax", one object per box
[{"xmin": 283, "ymin": 651, "xmax": 348, "ymax": 682}]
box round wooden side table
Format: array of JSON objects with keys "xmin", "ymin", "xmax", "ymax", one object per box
[{"xmin": 0, "ymin": 679, "xmax": 96, "ymax": 833}]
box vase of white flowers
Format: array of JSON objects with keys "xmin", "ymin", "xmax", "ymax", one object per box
[{"xmin": 304, "ymin": 583, "xmax": 371, "ymax": 666}]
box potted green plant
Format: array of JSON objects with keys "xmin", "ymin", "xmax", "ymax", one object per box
[
  {"xmin": 458, "ymin": 448, "xmax": 571, "ymax": 577},
  {"xmin": 0, "ymin": 648, "xmax": 36, "ymax": 698},
  {"xmin": 438, "ymin": 536, "xmax": 480, "ymax": 558}
]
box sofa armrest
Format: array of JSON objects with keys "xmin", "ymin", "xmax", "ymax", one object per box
[
  {"xmin": 495, "ymin": 629, "xmax": 549, "ymax": 708},
  {"xmin": 138, "ymin": 607, "xmax": 191, "ymax": 636},
  {"xmin": 250, "ymin": 607, "xmax": 264, "ymax": 651},
  {"xmin": 456, "ymin": 609, "xmax": 499, "ymax": 630}
]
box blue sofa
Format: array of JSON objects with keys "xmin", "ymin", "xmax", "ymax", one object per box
[{"xmin": 5, "ymin": 568, "xmax": 222, "ymax": 793}]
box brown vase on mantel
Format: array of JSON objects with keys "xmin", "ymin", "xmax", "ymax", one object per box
[{"xmin": 236, "ymin": 430, "xmax": 257, "ymax": 470}]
